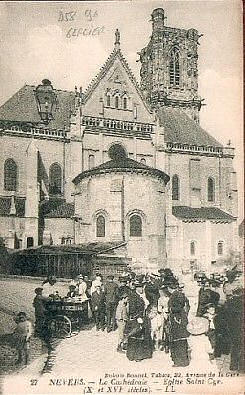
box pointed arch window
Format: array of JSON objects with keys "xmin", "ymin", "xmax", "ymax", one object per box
[
  {"xmin": 208, "ymin": 177, "xmax": 215, "ymax": 202},
  {"xmin": 4, "ymin": 159, "xmax": 18, "ymax": 191},
  {"xmin": 88, "ymin": 154, "xmax": 95, "ymax": 170},
  {"xmin": 190, "ymin": 241, "xmax": 196, "ymax": 256},
  {"xmin": 96, "ymin": 215, "xmax": 105, "ymax": 237},
  {"xmin": 115, "ymin": 96, "xmax": 119, "ymax": 109},
  {"xmin": 106, "ymin": 95, "xmax": 111, "ymax": 107},
  {"xmin": 49, "ymin": 163, "xmax": 62, "ymax": 195},
  {"xmin": 172, "ymin": 174, "xmax": 180, "ymax": 200},
  {"xmin": 129, "ymin": 215, "xmax": 142, "ymax": 237},
  {"xmin": 123, "ymin": 97, "xmax": 127, "ymax": 110},
  {"xmin": 140, "ymin": 158, "xmax": 146, "ymax": 165},
  {"xmin": 169, "ymin": 47, "xmax": 180, "ymax": 86}
]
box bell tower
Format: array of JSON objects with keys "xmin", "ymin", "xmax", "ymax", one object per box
[{"xmin": 139, "ymin": 8, "xmax": 203, "ymax": 123}]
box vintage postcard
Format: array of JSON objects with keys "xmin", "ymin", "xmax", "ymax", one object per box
[{"xmin": 0, "ymin": 1, "xmax": 243, "ymax": 394}]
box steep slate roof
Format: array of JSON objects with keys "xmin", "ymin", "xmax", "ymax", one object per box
[
  {"xmin": 44, "ymin": 202, "xmax": 75, "ymax": 218},
  {"xmin": 172, "ymin": 206, "xmax": 235, "ymax": 221},
  {"xmin": 0, "ymin": 197, "xmax": 25, "ymax": 217},
  {"xmin": 0, "ymin": 85, "xmax": 76, "ymax": 130},
  {"xmin": 83, "ymin": 48, "xmax": 152, "ymax": 114},
  {"xmin": 40, "ymin": 199, "xmax": 74, "ymax": 218},
  {"xmin": 158, "ymin": 107, "xmax": 223, "ymax": 147},
  {"xmin": 73, "ymin": 156, "xmax": 170, "ymax": 185}
]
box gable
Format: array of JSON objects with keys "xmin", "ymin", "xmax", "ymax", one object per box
[{"xmin": 83, "ymin": 50, "xmax": 153, "ymax": 124}]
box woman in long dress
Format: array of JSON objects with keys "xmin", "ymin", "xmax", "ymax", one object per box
[
  {"xmin": 168, "ymin": 309, "xmax": 190, "ymax": 367},
  {"xmin": 125, "ymin": 316, "xmax": 153, "ymax": 362}
]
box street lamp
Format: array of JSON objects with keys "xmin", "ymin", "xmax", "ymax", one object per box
[{"xmin": 35, "ymin": 79, "xmax": 56, "ymax": 124}]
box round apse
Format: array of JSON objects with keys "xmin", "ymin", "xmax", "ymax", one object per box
[{"xmin": 108, "ymin": 144, "xmax": 127, "ymax": 161}]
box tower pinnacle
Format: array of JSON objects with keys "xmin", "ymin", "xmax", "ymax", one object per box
[{"xmin": 114, "ymin": 29, "xmax": 120, "ymax": 51}]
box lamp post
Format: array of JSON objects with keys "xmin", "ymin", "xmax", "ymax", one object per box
[{"xmin": 35, "ymin": 79, "xmax": 56, "ymax": 124}]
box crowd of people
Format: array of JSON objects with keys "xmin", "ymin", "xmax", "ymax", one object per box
[{"xmin": 12, "ymin": 266, "xmax": 244, "ymax": 371}]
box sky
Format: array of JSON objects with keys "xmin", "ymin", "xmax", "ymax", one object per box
[{"xmin": 0, "ymin": 0, "xmax": 243, "ymax": 219}]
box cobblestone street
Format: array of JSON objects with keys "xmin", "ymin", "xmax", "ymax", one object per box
[{"xmin": 2, "ymin": 277, "xmax": 244, "ymax": 394}]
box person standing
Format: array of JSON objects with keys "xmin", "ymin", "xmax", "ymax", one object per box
[
  {"xmin": 125, "ymin": 316, "xmax": 153, "ymax": 362},
  {"xmin": 104, "ymin": 275, "xmax": 119, "ymax": 332},
  {"xmin": 168, "ymin": 307, "xmax": 189, "ymax": 367},
  {"xmin": 91, "ymin": 284, "xmax": 106, "ymax": 331},
  {"xmin": 76, "ymin": 274, "xmax": 89, "ymax": 325},
  {"xmin": 168, "ymin": 283, "xmax": 187, "ymax": 314},
  {"xmin": 33, "ymin": 287, "xmax": 49, "ymax": 337},
  {"xmin": 196, "ymin": 280, "xmax": 212, "ymax": 317},
  {"xmin": 187, "ymin": 317, "xmax": 215, "ymax": 370},
  {"xmin": 225, "ymin": 288, "xmax": 244, "ymax": 371},
  {"xmin": 144, "ymin": 275, "xmax": 160, "ymax": 306},
  {"xmin": 158, "ymin": 286, "xmax": 170, "ymax": 351},
  {"xmin": 12, "ymin": 312, "xmax": 33, "ymax": 366},
  {"xmin": 118, "ymin": 277, "xmax": 130, "ymax": 300},
  {"xmin": 115, "ymin": 292, "xmax": 129, "ymax": 352}
]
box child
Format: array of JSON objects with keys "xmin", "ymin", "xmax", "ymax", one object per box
[
  {"xmin": 12, "ymin": 312, "xmax": 33, "ymax": 365},
  {"xmin": 187, "ymin": 317, "xmax": 217, "ymax": 370},
  {"xmin": 147, "ymin": 305, "xmax": 163, "ymax": 350},
  {"xmin": 203, "ymin": 304, "xmax": 216, "ymax": 353}
]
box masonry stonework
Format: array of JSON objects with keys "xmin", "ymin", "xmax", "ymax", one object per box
[{"xmin": 0, "ymin": 8, "xmax": 239, "ymax": 273}]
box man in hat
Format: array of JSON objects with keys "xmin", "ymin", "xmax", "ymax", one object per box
[
  {"xmin": 196, "ymin": 279, "xmax": 213, "ymax": 317},
  {"xmin": 225, "ymin": 287, "xmax": 244, "ymax": 371},
  {"xmin": 33, "ymin": 287, "xmax": 50, "ymax": 336},
  {"xmin": 42, "ymin": 275, "xmax": 67, "ymax": 298},
  {"xmin": 127, "ymin": 280, "xmax": 145, "ymax": 320},
  {"xmin": 91, "ymin": 284, "xmax": 106, "ymax": 331},
  {"xmin": 104, "ymin": 275, "xmax": 119, "ymax": 332},
  {"xmin": 115, "ymin": 292, "xmax": 129, "ymax": 352},
  {"xmin": 168, "ymin": 283, "xmax": 188, "ymax": 315},
  {"xmin": 118, "ymin": 276, "xmax": 130, "ymax": 300},
  {"xmin": 178, "ymin": 283, "xmax": 190, "ymax": 315},
  {"xmin": 144, "ymin": 274, "xmax": 160, "ymax": 306}
]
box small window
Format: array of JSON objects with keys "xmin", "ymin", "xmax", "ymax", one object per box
[
  {"xmin": 130, "ymin": 215, "xmax": 142, "ymax": 237},
  {"xmin": 169, "ymin": 47, "xmax": 180, "ymax": 86},
  {"xmin": 115, "ymin": 96, "xmax": 119, "ymax": 109},
  {"xmin": 140, "ymin": 158, "xmax": 146, "ymax": 165},
  {"xmin": 107, "ymin": 95, "xmax": 111, "ymax": 107},
  {"xmin": 89, "ymin": 154, "xmax": 95, "ymax": 170},
  {"xmin": 172, "ymin": 174, "xmax": 180, "ymax": 200},
  {"xmin": 49, "ymin": 163, "xmax": 62, "ymax": 195},
  {"xmin": 4, "ymin": 159, "xmax": 18, "ymax": 191},
  {"xmin": 190, "ymin": 241, "xmax": 196, "ymax": 256},
  {"xmin": 217, "ymin": 241, "xmax": 224, "ymax": 256},
  {"xmin": 208, "ymin": 177, "xmax": 215, "ymax": 202},
  {"xmin": 96, "ymin": 215, "xmax": 105, "ymax": 237},
  {"xmin": 123, "ymin": 97, "xmax": 127, "ymax": 110},
  {"xmin": 27, "ymin": 237, "xmax": 34, "ymax": 248}
]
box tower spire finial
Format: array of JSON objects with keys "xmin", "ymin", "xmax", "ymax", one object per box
[{"xmin": 114, "ymin": 29, "xmax": 120, "ymax": 50}]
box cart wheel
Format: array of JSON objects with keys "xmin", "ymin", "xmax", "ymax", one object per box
[{"xmin": 48, "ymin": 315, "xmax": 72, "ymax": 338}]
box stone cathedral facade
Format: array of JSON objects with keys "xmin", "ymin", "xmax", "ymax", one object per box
[{"xmin": 0, "ymin": 9, "xmax": 238, "ymax": 274}]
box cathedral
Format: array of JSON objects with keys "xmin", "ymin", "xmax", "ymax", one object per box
[{"xmin": 0, "ymin": 8, "xmax": 238, "ymax": 275}]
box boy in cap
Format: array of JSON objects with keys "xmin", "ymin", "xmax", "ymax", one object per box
[
  {"xmin": 91, "ymin": 284, "xmax": 106, "ymax": 331},
  {"xmin": 13, "ymin": 312, "xmax": 33, "ymax": 365}
]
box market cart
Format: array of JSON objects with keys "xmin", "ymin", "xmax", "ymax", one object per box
[{"xmin": 46, "ymin": 297, "xmax": 88, "ymax": 338}]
